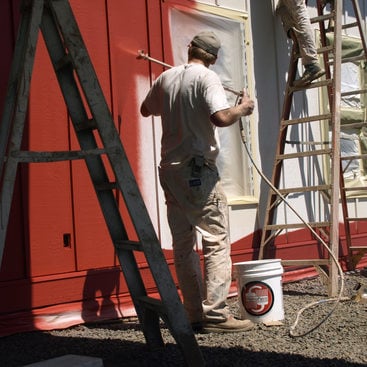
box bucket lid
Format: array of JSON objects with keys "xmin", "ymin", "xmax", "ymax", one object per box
[
  {"xmin": 233, "ymin": 259, "xmax": 282, "ymax": 266},
  {"xmin": 233, "ymin": 259, "xmax": 283, "ymax": 274}
]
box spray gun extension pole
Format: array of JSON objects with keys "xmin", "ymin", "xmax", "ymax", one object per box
[
  {"xmin": 137, "ymin": 50, "xmax": 243, "ymax": 97},
  {"xmin": 137, "ymin": 50, "xmax": 173, "ymax": 69}
]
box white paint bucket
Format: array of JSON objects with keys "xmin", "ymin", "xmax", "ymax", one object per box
[{"xmin": 234, "ymin": 259, "xmax": 284, "ymax": 323}]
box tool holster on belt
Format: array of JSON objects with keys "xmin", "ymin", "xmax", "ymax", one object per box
[{"xmin": 190, "ymin": 156, "xmax": 205, "ymax": 178}]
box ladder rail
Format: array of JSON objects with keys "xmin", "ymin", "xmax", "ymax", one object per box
[
  {"xmin": 258, "ymin": 41, "xmax": 299, "ymax": 259},
  {"xmin": 0, "ymin": 1, "xmax": 205, "ymax": 365},
  {"xmin": 48, "ymin": 1, "xmax": 162, "ymax": 252},
  {"xmin": 351, "ymin": 0, "xmax": 367, "ymax": 56},
  {"xmin": 0, "ymin": 1, "xmax": 43, "ymax": 179},
  {"xmin": 340, "ymin": 0, "xmax": 367, "ymax": 271},
  {"xmin": 44, "ymin": 3, "xmax": 203, "ymax": 362},
  {"xmin": 327, "ymin": 0, "xmax": 342, "ymax": 296},
  {"xmin": 0, "ymin": 0, "xmax": 45, "ymax": 262},
  {"xmin": 45, "ymin": 4, "xmax": 194, "ymax": 333}
]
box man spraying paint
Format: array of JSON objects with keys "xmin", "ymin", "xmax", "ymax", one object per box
[{"xmin": 140, "ymin": 31, "xmax": 255, "ymax": 333}]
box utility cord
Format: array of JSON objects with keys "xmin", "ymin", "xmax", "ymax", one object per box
[{"xmin": 238, "ymin": 114, "xmax": 346, "ymax": 337}]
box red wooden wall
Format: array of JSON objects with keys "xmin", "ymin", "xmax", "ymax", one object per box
[
  {"xmin": 0, "ymin": 0, "xmax": 366, "ymax": 336},
  {"xmin": 0, "ymin": 0, "xmax": 166, "ymax": 335}
]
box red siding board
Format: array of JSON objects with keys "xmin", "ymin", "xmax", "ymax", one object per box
[
  {"xmin": 69, "ymin": 0, "xmax": 117, "ymax": 270},
  {"xmin": 106, "ymin": 0, "xmax": 163, "ymax": 259},
  {"xmin": 27, "ymin": 32, "xmax": 76, "ymax": 277}
]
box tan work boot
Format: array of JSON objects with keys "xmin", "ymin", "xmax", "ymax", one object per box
[{"xmin": 203, "ymin": 315, "xmax": 255, "ymax": 333}]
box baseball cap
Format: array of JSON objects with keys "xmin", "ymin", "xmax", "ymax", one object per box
[{"xmin": 191, "ymin": 31, "xmax": 221, "ymax": 56}]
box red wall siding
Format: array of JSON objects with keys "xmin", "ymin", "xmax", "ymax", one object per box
[
  {"xmin": 0, "ymin": 0, "xmax": 162, "ymax": 319},
  {"xmin": 0, "ymin": 0, "xmax": 366, "ymax": 336},
  {"xmin": 27, "ymin": 30, "xmax": 75, "ymax": 277},
  {"xmin": 68, "ymin": 0, "xmax": 116, "ymax": 271}
]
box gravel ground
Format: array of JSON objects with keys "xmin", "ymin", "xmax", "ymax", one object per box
[{"xmin": 0, "ymin": 270, "xmax": 366, "ymax": 367}]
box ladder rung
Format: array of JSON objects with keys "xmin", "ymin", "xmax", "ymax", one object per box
[
  {"xmin": 341, "ymin": 89, "xmax": 367, "ymax": 97},
  {"xmin": 139, "ymin": 296, "xmax": 166, "ymax": 314},
  {"xmin": 341, "ymin": 153, "xmax": 367, "ymax": 161},
  {"xmin": 343, "ymin": 186, "xmax": 367, "ymax": 192},
  {"xmin": 329, "ymin": 54, "xmax": 366, "ymax": 65},
  {"xmin": 349, "ymin": 246, "xmax": 367, "ymax": 250},
  {"xmin": 115, "ymin": 240, "xmax": 143, "ymax": 251},
  {"xmin": 282, "ymin": 113, "xmax": 332, "ymax": 126},
  {"xmin": 281, "ymin": 259, "xmax": 330, "ymax": 266},
  {"xmin": 346, "ymin": 217, "xmax": 367, "ymax": 221},
  {"xmin": 310, "ymin": 13, "xmax": 334, "ymax": 24},
  {"xmin": 318, "ymin": 45, "xmax": 334, "ymax": 54},
  {"xmin": 275, "ymin": 184, "xmax": 331, "ymax": 195},
  {"xmin": 289, "ymin": 78, "xmax": 332, "ymax": 93},
  {"xmin": 340, "ymin": 121, "xmax": 367, "ymax": 129},
  {"xmin": 342, "ymin": 21, "xmax": 359, "ymax": 30},
  {"xmin": 341, "ymin": 54, "xmax": 366, "ymax": 64},
  {"xmin": 265, "ymin": 222, "xmax": 330, "ymax": 230},
  {"xmin": 325, "ymin": 22, "xmax": 361, "ymax": 32},
  {"xmin": 285, "ymin": 140, "xmax": 330, "ymax": 146},
  {"xmin": 277, "ymin": 148, "xmax": 332, "ymax": 160},
  {"xmin": 9, "ymin": 148, "xmax": 107, "ymax": 162}
]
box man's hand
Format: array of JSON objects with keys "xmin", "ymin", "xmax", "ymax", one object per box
[
  {"xmin": 211, "ymin": 89, "xmax": 255, "ymax": 127},
  {"xmin": 238, "ymin": 90, "xmax": 255, "ymax": 116}
]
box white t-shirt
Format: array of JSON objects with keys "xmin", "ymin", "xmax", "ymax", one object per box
[{"xmin": 142, "ymin": 63, "xmax": 230, "ymax": 167}]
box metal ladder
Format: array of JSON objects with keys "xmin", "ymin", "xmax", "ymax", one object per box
[
  {"xmin": 0, "ymin": 1, "xmax": 204, "ymax": 365},
  {"xmin": 258, "ymin": 0, "xmax": 355, "ymax": 296}
]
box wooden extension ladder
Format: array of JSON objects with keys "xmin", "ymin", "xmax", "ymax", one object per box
[
  {"xmin": 259, "ymin": 0, "xmax": 367, "ymax": 296},
  {"xmin": 335, "ymin": 0, "xmax": 367, "ymax": 271},
  {"xmin": 0, "ymin": 1, "xmax": 204, "ymax": 365}
]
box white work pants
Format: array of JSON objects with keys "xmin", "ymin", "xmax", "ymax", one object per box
[
  {"xmin": 276, "ymin": 0, "xmax": 318, "ymax": 65},
  {"xmin": 159, "ymin": 162, "xmax": 231, "ymax": 324}
]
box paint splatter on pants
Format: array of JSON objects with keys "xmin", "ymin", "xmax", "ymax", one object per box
[
  {"xmin": 276, "ymin": 0, "xmax": 319, "ymax": 65},
  {"xmin": 159, "ymin": 161, "xmax": 232, "ymax": 324}
]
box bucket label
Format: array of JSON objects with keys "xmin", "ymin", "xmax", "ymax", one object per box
[{"xmin": 241, "ymin": 281, "xmax": 274, "ymax": 316}]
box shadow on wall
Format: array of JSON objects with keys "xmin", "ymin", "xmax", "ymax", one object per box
[
  {"xmin": 249, "ymin": 1, "xmax": 303, "ymax": 228},
  {"xmin": 81, "ymin": 268, "xmax": 121, "ymax": 323}
]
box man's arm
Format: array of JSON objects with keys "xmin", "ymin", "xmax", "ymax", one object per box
[{"xmin": 210, "ymin": 91, "xmax": 254, "ymax": 127}]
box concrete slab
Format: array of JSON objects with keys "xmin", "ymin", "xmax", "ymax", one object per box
[{"xmin": 23, "ymin": 355, "xmax": 103, "ymax": 367}]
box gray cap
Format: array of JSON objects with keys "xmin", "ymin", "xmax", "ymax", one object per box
[{"xmin": 191, "ymin": 31, "xmax": 221, "ymax": 56}]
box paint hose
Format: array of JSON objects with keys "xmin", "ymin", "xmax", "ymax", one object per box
[{"xmin": 238, "ymin": 113, "xmax": 346, "ymax": 337}]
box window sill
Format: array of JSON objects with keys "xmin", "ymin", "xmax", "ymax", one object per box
[{"xmin": 228, "ymin": 196, "xmax": 258, "ymax": 206}]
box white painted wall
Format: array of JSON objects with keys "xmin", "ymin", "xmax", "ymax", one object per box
[{"xmin": 140, "ymin": 0, "xmax": 367, "ymax": 250}]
